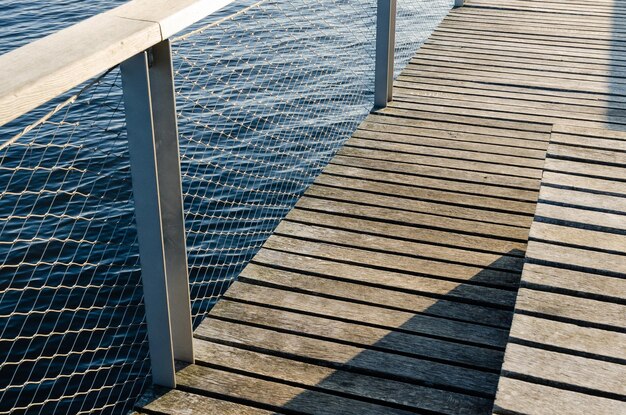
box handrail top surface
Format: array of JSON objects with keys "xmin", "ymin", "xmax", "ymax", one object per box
[{"xmin": 0, "ymin": 0, "xmax": 237, "ymax": 128}]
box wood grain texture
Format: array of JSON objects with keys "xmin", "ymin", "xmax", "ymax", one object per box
[
  {"xmin": 495, "ymin": 126, "xmax": 626, "ymax": 414},
  {"xmin": 136, "ymin": 0, "xmax": 626, "ymax": 413}
]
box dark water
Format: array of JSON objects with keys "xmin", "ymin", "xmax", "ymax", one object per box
[{"xmin": 0, "ymin": 1, "xmax": 451, "ymax": 414}]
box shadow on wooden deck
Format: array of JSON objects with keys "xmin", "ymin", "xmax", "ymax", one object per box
[{"xmin": 138, "ymin": 250, "xmax": 525, "ymax": 414}]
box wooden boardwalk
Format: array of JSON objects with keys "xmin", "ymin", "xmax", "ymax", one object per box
[
  {"xmin": 135, "ymin": 0, "xmax": 626, "ymax": 413},
  {"xmin": 494, "ymin": 125, "xmax": 626, "ymax": 415}
]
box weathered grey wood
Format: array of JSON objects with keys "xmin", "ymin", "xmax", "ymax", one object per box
[
  {"xmin": 139, "ymin": 389, "xmax": 271, "ymax": 414},
  {"xmin": 263, "ymin": 235, "xmax": 522, "ymax": 288},
  {"xmin": 194, "ymin": 318, "xmax": 500, "ymax": 396},
  {"xmin": 176, "ymin": 364, "xmax": 419, "ymax": 415},
  {"xmin": 514, "ymin": 288, "xmax": 626, "ymax": 329},
  {"xmin": 274, "ymin": 220, "xmax": 525, "ymax": 272},
  {"xmin": 192, "ymin": 339, "xmax": 493, "ymax": 415},
  {"xmin": 285, "ymin": 208, "xmax": 528, "ymax": 255},
  {"xmin": 494, "ymin": 377, "xmax": 626, "ymax": 415},
  {"xmin": 331, "ymin": 154, "xmax": 542, "ymax": 190},
  {"xmin": 211, "ymin": 296, "xmax": 505, "ymax": 370},
  {"xmin": 316, "ymin": 167, "xmax": 538, "ymax": 213},
  {"xmin": 530, "ymin": 222, "xmax": 626, "ymax": 254},
  {"xmin": 239, "ymin": 264, "xmax": 512, "ymax": 347},
  {"xmin": 508, "ymin": 314, "xmax": 626, "ymax": 360},
  {"xmin": 357, "ymin": 120, "xmax": 548, "ymax": 154},
  {"xmin": 338, "ymin": 145, "xmax": 543, "ymax": 178},
  {"xmin": 502, "ymin": 343, "xmax": 626, "ymax": 396},
  {"xmin": 248, "ymin": 252, "xmax": 517, "ymax": 327},
  {"xmin": 526, "ymin": 240, "xmax": 626, "ymax": 276},
  {"xmin": 298, "ymin": 186, "xmax": 532, "ymax": 231},
  {"xmin": 522, "ymin": 263, "xmax": 626, "ymax": 301},
  {"xmin": 348, "ymin": 134, "xmax": 545, "ymax": 168}
]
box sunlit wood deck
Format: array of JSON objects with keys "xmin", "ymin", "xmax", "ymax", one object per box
[{"xmin": 135, "ymin": 0, "xmax": 626, "ymax": 413}]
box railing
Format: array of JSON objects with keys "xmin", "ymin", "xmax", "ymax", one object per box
[{"xmin": 0, "ymin": 0, "xmax": 456, "ymax": 413}]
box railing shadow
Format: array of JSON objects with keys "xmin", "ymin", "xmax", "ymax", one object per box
[
  {"xmin": 266, "ymin": 250, "xmax": 522, "ymax": 414},
  {"xmin": 607, "ymin": 0, "xmax": 626, "ymax": 131}
]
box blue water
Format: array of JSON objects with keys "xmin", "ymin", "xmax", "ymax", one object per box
[{"xmin": 0, "ymin": 1, "xmax": 450, "ymax": 414}]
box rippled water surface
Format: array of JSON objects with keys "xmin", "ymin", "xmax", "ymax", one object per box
[{"xmin": 0, "ymin": 1, "xmax": 451, "ymax": 414}]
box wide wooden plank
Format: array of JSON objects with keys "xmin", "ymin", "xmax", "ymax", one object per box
[
  {"xmin": 249, "ymin": 251, "xmax": 518, "ymax": 326},
  {"xmin": 502, "ymin": 343, "xmax": 626, "ymax": 396},
  {"xmin": 521, "ymin": 263, "xmax": 626, "ymax": 301},
  {"xmin": 508, "ymin": 314, "xmax": 626, "ymax": 360},
  {"xmin": 231, "ymin": 271, "xmax": 511, "ymax": 345},
  {"xmin": 526, "ymin": 240, "xmax": 626, "ymax": 275},
  {"xmin": 195, "ymin": 318, "xmax": 500, "ymax": 396},
  {"xmin": 212, "ymin": 295, "xmax": 505, "ymax": 370},
  {"xmin": 274, "ymin": 221, "xmax": 525, "ymax": 272},
  {"xmin": 191, "ymin": 339, "xmax": 493, "ymax": 415},
  {"xmin": 514, "ymin": 288, "xmax": 626, "ymax": 329},
  {"xmin": 286, "ymin": 207, "xmax": 528, "ymax": 255},
  {"xmin": 138, "ymin": 389, "xmax": 272, "ymax": 415},
  {"xmin": 530, "ymin": 222, "xmax": 626, "ymax": 253},
  {"xmin": 264, "ymin": 235, "xmax": 522, "ymax": 288},
  {"xmin": 494, "ymin": 377, "xmax": 626, "ymax": 415},
  {"xmin": 176, "ymin": 364, "xmax": 418, "ymax": 415},
  {"xmin": 303, "ymin": 185, "xmax": 534, "ymax": 229}
]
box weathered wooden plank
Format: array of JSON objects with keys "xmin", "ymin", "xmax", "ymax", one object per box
[
  {"xmin": 357, "ymin": 120, "xmax": 549, "ymax": 153},
  {"xmin": 395, "ymin": 83, "xmax": 622, "ymax": 119},
  {"xmin": 501, "ymin": 343, "xmax": 626, "ymax": 396},
  {"xmin": 213, "ymin": 294, "xmax": 505, "ymax": 370},
  {"xmin": 549, "ymin": 144, "xmax": 626, "ymax": 166},
  {"xmin": 286, "ymin": 207, "xmax": 528, "ymax": 255},
  {"xmin": 264, "ymin": 235, "xmax": 522, "ymax": 288},
  {"xmin": 542, "ymin": 170, "xmax": 626, "ymax": 198},
  {"xmin": 317, "ymin": 167, "xmax": 538, "ymax": 214},
  {"xmin": 514, "ymin": 288, "xmax": 626, "ymax": 329},
  {"xmin": 331, "ymin": 153, "xmax": 542, "ymax": 190},
  {"xmin": 535, "ymin": 202, "xmax": 626, "ymax": 231},
  {"xmin": 0, "ymin": 14, "xmax": 160, "ymax": 127},
  {"xmin": 249, "ymin": 251, "xmax": 518, "ymax": 327},
  {"xmin": 192, "ymin": 339, "xmax": 493, "ymax": 415},
  {"xmin": 364, "ymin": 113, "xmax": 549, "ymax": 141},
  {"xmin": 0, "ymin": 0, "xmax": 238, "ymax": 126},
  {"xmin": 530, "ymin": 222, "xmax": 626, "ymax": 253},
  {"xmin": 395, "ymin": 75, "xmax": 624, "ymax": 109},
  {"xmin": 552, "ymin": 124, "xmax": 626, "ymax": 141},
  {"xmin": 176, "ymin": 364, "xmax": 418, "ymax": 415},
  {"xmin": 274, "ymin": 221, "xmax": 524, "ymax": 272},
  {"xmin": 376, "ymin": 107, "xmax": 552, "ymax": 137},
  {"xmin": 348, "ymin": 134, "xmax": 545, "ymax": 168},
  {"xmin": 195, "ymin": 318, "xmax": 500, "ymax": 396},
  {"xmin": 338, "ymin": 146, "xmax": 542, "ymax": 178},
  {"xmin": 526, "ymin": 240, "xmax": 626, "ymax": 276},
  {"xmin": 508, "ymin": 314, "xmax": 626, "ymax": 360},
  {"xmin": 303, "ymin": 185, "xmax": 534, "ymax": 230},
  {"xmin": 521, "ymin": 263, "xmax": 626, "ymax": 301},
  {"xmin": 538, "ymin": 185, "xmax": 626, "ymax": 213},
  {"xmin": 494, "ymin": 377, "xmax": 626, "ymax": 415},
  {"xmin": 231, "ymin": 271, "xmax": 512, "ymax": 345},
  {"xmin": 138, "ymin": 389, "xmax": 271, "ymax": 415}
]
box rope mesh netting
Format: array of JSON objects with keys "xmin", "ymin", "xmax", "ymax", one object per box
[
  {"xmin": 173, "ymin": 0, "xmax": 452, "ymax": 325},
  {"xmin": 0, "ymin": 0, "xmax": 451, "ymax": 413}
]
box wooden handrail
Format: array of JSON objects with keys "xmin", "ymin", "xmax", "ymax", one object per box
[{"xmin": 0, "ymin": 0, "xmax": 237, "ymax": 127}]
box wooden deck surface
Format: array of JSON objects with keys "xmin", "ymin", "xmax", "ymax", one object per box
[
  {"xmin": 493, "ymin": 125, "xmax": 626, "ymax": 415},
  {"xmin": 136, "ymin": 0, "xmax": 626, "ymax": 413}
]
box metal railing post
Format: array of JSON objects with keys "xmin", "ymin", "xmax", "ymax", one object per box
[
  {"xmin": 454, "ymin": 0, "xmax": 464, "ymax": 7},
  {"xmin": 120, "ymin": 39, "xmax": 194, "ymax": 388},
  {"xmin": 374, "ymin": 0, "xmax": 397, "ymax": 109}
]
